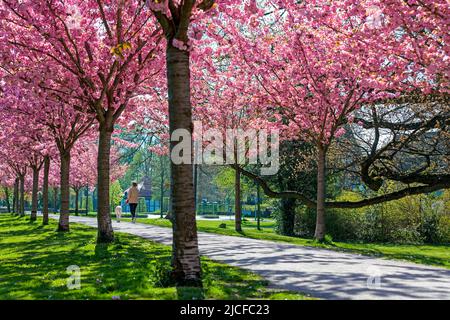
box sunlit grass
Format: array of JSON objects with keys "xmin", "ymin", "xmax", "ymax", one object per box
[{"xmin": 0, "ymin": 214, "xmax": 312, "ymax": 300}]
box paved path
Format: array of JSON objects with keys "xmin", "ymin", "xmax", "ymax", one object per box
[{"xmin": 50, "ymin": 215, "xmax": 450, "ymax": 300}]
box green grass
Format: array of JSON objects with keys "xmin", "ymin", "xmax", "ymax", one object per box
[
  {"xmin": 126, "ymin": 217, "xmax": 450, "ymax": 270},
  {"xmin": 0, "ymin": 214, "xmax": 312, "ymax": 300}
]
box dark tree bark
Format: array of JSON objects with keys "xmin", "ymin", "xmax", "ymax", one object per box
[
  {"xmin": 279, "ymin": 198, "xmax": 296, "ymax": 236},
  {"xmin": 235, "ymin": 166, "xmax": 242, "ymax": 232},
  {"xmin": 314, "ymin": 145, "xmax": 327, "ymax": 240},
  {"xmin": 58, "ymin": 151, "xmax": 71, "ymax": 232},
  {"xmin": 96, "ymin": 122, "xmax": 114, "ymax": 243},
  {"xmin": 85, "ymin": 186, "xmax": 89, "ymax": 215},
  {"xmin": 160, "ymin": 156, "xmax": 165, "ymax": 219},
  {"xmin": 256, "ymin": 184, "xmax": 261, "ymax": 231},
  {"xmin": 13, "ymin": 178, "xmax": 19, "ymax": 215},
  {"xmin": 30, "ymin": 166, "xmax": 40, "ymax": 222},
  {"xmin": 74, "ymin": 188, "xmax": 79, "ymax": 216},
  {"xmin": 4, "ymin": 186, "xmax": 11, "ymax": 214},
  {"xmin": 167, "ymin": 44, "xmax": 201, "ymax": 285},
  {"xmin": 193, "ymin": 163, "xmax": 198, "ymax": 214},
  {"xmin": 42, "ymin": 156, "xmax": 50, "ymax": 225},
  {"xmin": 19, "ymin": 174, "xmax": 25, "ymax": 217},
  {"xmin": 53, "ymin": 187, "xmax": 58, "ymax": 214}
]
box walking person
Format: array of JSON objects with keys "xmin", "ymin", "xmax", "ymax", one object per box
[{"xmin": 127, "ymin": 182, "xmax": 139, "ymax": 224}]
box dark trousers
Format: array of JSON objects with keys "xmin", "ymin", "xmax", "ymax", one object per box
[{"xmin": 129, "ymin": 203, "xmax": 138, "ymax": 218}]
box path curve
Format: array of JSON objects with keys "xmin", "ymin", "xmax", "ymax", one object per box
[{"xmin": 51, "ymin": 215, "xmax": 450, "ymax": 300}]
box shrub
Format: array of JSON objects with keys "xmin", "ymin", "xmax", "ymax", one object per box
[
  {"xmin": 148, "ymin": 259, "xmax": 175, "ymax": 288},
  {"xmin": 293, "ymin": 190, "xmax": 450, "ymax": 244},
  {"xmin": 293, "ymin": 207, "xmax": 315, "ymax": 238}
]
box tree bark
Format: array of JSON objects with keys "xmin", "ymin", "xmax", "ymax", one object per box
[
  {"xmin": 279, "ymin": 198, "xmax": 296, "ymax": 236},
  {"xmin": 314, "ymin": 145, "xmax": 327, "ymax": 240},
  {"xmin": 19, "ymin": 174, "xmax": 25, "ymax": 217},
  {"xmin": 42, "ymin": 157, "xmax": 50, "ymax": 225},
  {"xmin": 13, "ymin": 178, "xmax": 19, "ymax": 215},
  {"xmin": 58, "ymin": 151, "xmax": 71, "ymax": 232},
  {"xmin": 4, "ymin": 186, "xmax": 11, "ymax": 214},
  {"xmin": 96, "ymin": 124, "xmax": 114, "ymax": 243},
  {"xmin": 167, "ymin": 44, "xmax": 201, "ymax": 286},
  {"xmin": 256, "ymin": 184, "xmax": 261, "ymax": 231},
  {"xmin": 160, "ymin": 156, "xmax": 165, "ymax": 219},
  {"xmin": 193, "ymin": 163, "xmax": 198, "ymax": 214},
  {"xmin": 30, "ymin": 166, "xmax": 40, "ymax": 222},
  {"xmin": 74, "ymin": 189, "xmax": 79, "ymax": 216},
  {"xmin": 235, "ymin": 166, "xmax": 242, "ymax": 232},
  {"xmin": 53, "ymin": 187, "xmax": 58, "ymax": 214},
  {"xmin": 85, "ymin": 187, "xmax": 89, "ymax": 215}
]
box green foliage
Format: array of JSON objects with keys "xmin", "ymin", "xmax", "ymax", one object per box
[
  {"xmin": 214, "ymin": 168, "xmax": 235, "ymax": 196},
  {"xmin": 147, "ymin": 259, "xmax": 175, "ymax": 288},
  {"xmin": 109, "ymin": 181, "xmax": 123, "ymax": 209},
  {"xmin": 323, "ymin": 234, "xmax": 334, "ymax": 245},
  {"xmin": 269, "ymin": 140, "xmax": 317, "ymax": 236},
  {"xmin": 214, "ymin": 167, "xmax": 251, "ymax": 198},
  {"xmin": 313, "ymin": 234, "xmax": 334, "ymax": 245},
  {"xmin": 274, "ymin": 198, "xmax": 297, "ymax": 236},
  {"xmin": 295, "ymin": 191, "xmax": 450, "ymax": 244}
]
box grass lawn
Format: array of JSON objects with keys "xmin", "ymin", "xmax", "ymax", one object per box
[
  {"xmin": 0, "ymin": 214, "xmax": 312, "ymax": 300},
  {"xmin": 123, "ymin": 217, "xmax": 450, "ymax": 270}
]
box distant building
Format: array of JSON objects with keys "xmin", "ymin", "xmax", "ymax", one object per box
[{"xmin": 138, "ymin": 176, "xmax": 152, "ymax": 200}]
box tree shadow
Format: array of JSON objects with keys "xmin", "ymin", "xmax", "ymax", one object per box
[{"xmin": 0, "ymin": 215, "xmax": 296, "ymax": 300}]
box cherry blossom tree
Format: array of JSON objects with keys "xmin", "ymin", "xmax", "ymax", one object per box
[
  {"xmin": 204, "ymin": 0, "xmax": 449, "ymax": 240},
  {"xmin": 144, "ymin": 0, "xmax": 251, "ymax": 286},
  {"xmin": 1, "ymin": 0, "xmax": 164, "ymax": 242},
  {"xmin": 70, "ymin": 139, "xmax": 127, "ymax": 215},
  {"xmin": 0, "ymin": 0, "xmax": 447, "ymax": 285},
  {"xmin": 0, "ymin": 68, "xmax": 94, "ymax": 228},
  {"xmin": 0, "ymin": 163, "xmax": 15, "ymax": 213},
  {"xmin": 0, "ymin": 122, "xmax": 30, "ymax": 217},
  {"xmin": 191, "ymin": 55, "xmax": 271, "ymax": 232}
]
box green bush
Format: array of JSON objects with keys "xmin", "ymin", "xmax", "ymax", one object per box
[
  {"xmin": 292, "ymin": 207, "xmax": 315, "ymax": 238},
  {"xmin": 147, "ymin": 259, "xmax": 175, "ymax": 288},
  {"xmin": 294, "ymin": 191, "xmax": 450, "ymax": 244}
]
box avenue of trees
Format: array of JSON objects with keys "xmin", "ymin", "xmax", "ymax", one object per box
[{"xmin": 0, "ymin": 0, "xmax": 448, "ymax": 286}]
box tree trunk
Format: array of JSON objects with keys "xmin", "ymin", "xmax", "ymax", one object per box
[
  {"xmin": 160, "ymin": 156, "xmax": 165, "ymax": 219},
  {"xmin": 256, "ymin": 184, "xmax": 261, "ymax": 231},
  {"xmin": 19, "ymin": 174, "xmax": 25, "ymax": 217},
  {"xmin": 13, "ymin": 178, "xmax": 19, "ymax": 215},
  {"xmin": 42, "ymin": 157, "xmax": 50, "ymax": 225},
  {"xmin": 314, "ymin": 145, "xmax": 327, "ymax": 241},
  {"xmin": 30, "ymin": 166, "xmax": 40, "ymax": 222},
  {"xmin": 53, "ymin": 187, "xmax": 58, "ymax": 214},
  {"xmin": 235, "ymin": 166, "xmax": 242, "ymax": 232},
  {"xmin": 4, "ymin": 186, "xmax": 11, "ymax": 213},
  {"xmin": 85, "ymin": 187, "xmax": 89, "ymax": 215},
  {"xmin": 278, "ymin": 198, "xmax": 296, "ymax": 236},
  {"xmin": 96, "ymin": 124, "xmax": 114, "ymax": 243},
  {"xmin": 58, "ymin": 151, "xmax": 71, "ymax": 232},
  {"xmin": 74, "ymin": 189, "xmax": 79, "ymax": 216},
  {"xmin": 193, "ymin": 163, "xmax": 198, "ymax": 214},
  {"xmin": 167, "ymin": 44, "xmax": 201, "ymax": 286}
]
